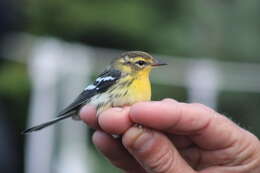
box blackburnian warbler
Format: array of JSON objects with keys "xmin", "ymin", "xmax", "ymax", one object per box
[{"xmin": 22, "ymin": 51, "xmax": 167, "ymax": 134}]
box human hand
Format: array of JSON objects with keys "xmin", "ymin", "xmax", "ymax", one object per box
[{"xmin": 80, "ymin": 99, "xmax": 260, "ymax": 173}]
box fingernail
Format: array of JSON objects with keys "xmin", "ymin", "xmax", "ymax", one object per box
[
  {"xmin": 162, "ymin": 98, "xmax": 178, "ymax": 103},
  {"xmin": 111, "ymin": 107, "xmax": 124, "ymax": 112},
  {"xmin": 80, "ymin": 104, "xmax": 95, "ymax": 112},
  {"xmin": 123, "ymin": 127, "xmax": 154, "ymax": 151},
  {"xmin": 79, "ymin": 105, "xmax": 87, "ymax": 117}
]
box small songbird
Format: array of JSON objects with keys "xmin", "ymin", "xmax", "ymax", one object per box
[{"xmin": 22, "ymin": 51, "xmax": 167, "ymax": 134}]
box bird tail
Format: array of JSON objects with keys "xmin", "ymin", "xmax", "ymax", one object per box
[{"xmin": 22, "ymin": 112, "xmax": 75, "ymax": 134}]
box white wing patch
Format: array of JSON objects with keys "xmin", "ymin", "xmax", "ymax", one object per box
[
  {"xmin": 96, "ymin": 76, "xmax": 115, "ymax": 83},
  {"xmin": 84, "ymin": 84, "xmax": 96, "ymax": 91},
  {"xmin": 84, "ymin": 76, "xmax": 115, "ymax": 91}
]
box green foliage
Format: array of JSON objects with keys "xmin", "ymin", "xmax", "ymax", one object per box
[
  {"xmin": 23, "ymin": 0, "xmax": 260, "ymax": 61},
  {"xmin": 0, "ymin": 61, "xmax": 30, "ymax": 98},
  {"xmin": 152, "ymin": 83, "xmax": 187, "ymax": 102},
  {"xmin": 219, "ymin": 91, "xmax": 260, "ymax": 137}
]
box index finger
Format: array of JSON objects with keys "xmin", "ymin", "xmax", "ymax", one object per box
[{"xmin": 129, "ymin": 99, "xmax": 242, "ymax": 150}]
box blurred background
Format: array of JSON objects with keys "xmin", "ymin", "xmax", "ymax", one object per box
[{"xmin": 0, "ymin": 0, "xmax": 260, "ymax": 173}]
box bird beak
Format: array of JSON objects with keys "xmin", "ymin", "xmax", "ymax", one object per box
[{"xmin": 151, "ymin": 60, "xmax": 167, "ymax": 67}]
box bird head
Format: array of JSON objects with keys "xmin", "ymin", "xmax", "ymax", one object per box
[{"xmin": 112, "ymin": 51, "xmax": 167, "ymax": 75}]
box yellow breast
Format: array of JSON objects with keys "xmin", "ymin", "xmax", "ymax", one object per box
[
  {"xmin": 125, "ymin": 68, "xmax": 152, "ymax": 104},
  {"xmin": 109, "ymin": 68, "xmax": 152, "ymax": 107},
  {"xmin": 128, "ymin": 76, "xmax": 151, "ymax": 101}
]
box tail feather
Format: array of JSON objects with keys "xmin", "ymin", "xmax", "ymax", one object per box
[{"xmin": 22, "ymin": 112, "xmax": 75, "ymax": 134}]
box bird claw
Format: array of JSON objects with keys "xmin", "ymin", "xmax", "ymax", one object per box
[{"xmin": 134, "ymin": 124, "xmax": 143, "ymax": 129}]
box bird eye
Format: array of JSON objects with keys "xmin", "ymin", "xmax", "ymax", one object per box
[{"xmin": 135, "ymin": 60, "xmax": 146, "ymax": 66}]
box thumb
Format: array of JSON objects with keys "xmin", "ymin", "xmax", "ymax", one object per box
[{"xmin": 122, "ymin": 127, "xmax": 195, "ymax": 173}]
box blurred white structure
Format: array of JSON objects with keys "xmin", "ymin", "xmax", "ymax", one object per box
[
  {"xmin": 186, "ymin": 59, "xmax": 220, "ymax": 109},
  {"xmin": 19, "ymin": 37, "xmax": 95, "ymax": 173},
  {"xmin": 2, "ymin": 33, "xmax": 260, "ymax": 173}
]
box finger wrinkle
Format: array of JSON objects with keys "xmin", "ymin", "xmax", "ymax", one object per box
[
  {"xmin": 185, "ymin": 104, "xmax": 215, "ymax": 135},
  {"xmin": 131, "ymin": 129, "xmax": 154, "ymax": 153},
  {"xmin": 231, "ymin": 133, "xmax": 259, "ymax": 166},
  {"xmin": 163, "ymin": 102, "xmax": 213, "ymax": 135},
  {"xmin": 148, "ymin": 145, "xmax": 175, "ymax": 173},
  {"xmin": 193, "ymin": 114, "xmax": 240, "ymax": 150},
  {"xmin": 163, "ymin": 114, "xmax": 182, "ymax": 133},
  {"xmin": 126, "ymin": 128, "xmax": 177, "ymax": 173},
  {"xmin": 189, "ymin": 114, "xmax": 212, "ymax": 136}
]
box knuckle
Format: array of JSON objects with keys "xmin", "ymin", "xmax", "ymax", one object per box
[{"xmin": 190, "ymin": 102, "xmax": 218, "ymax": 117}]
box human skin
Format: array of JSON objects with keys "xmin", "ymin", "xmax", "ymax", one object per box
[{"xmin": 80, "ymin": 99, "xmax": 260, "ymax": 173}]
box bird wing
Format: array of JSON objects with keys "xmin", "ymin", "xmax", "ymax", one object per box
[{"xmin": 57, "ymin": 69, "xmax": 121, "ymax": 116}]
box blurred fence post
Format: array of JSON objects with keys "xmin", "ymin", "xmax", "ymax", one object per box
[
  {"xmin": 55, "ymin": 43, "xmax": 95, "ymax": 173},
  {"xmin": 24, "ymin": 38, "xmax": 94, "ymax": 173},
  {"xmin": 25, "ymin": 39, "xmax": 61, "ymax": 173},
  {"xmin": 186, "ymin": 59, "xmax": 220, "ymax": 109}
]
